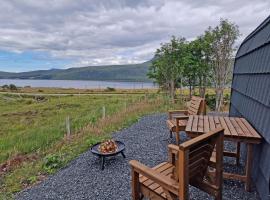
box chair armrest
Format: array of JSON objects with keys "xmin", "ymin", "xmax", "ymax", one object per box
[
  {"xmin": 129, "ymin": 160, "xmax": 179, "ymax": 195},
  {"xmin": 175, "ymin": 116, "xmax": 189, "ymax": 120},
  {"xmin": 168, "ymin": 110, "xmax": 188, "ymax": 119},
  {"xmin": 168, "ymin": 144, "xmax": 179, "ymax": 154},
  {"xmin": 168, "ymin": 144, "xmax": 179, "ymax": 165}
]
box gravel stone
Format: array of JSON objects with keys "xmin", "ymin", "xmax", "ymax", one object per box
[{"xmin": 16, "ymin": 114, "xmax": 260, "ymax": 200}]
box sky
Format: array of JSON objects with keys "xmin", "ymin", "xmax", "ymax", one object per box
[{"xmin": 0, "ymin": 0, "xmax": 269, "ymax": 72}]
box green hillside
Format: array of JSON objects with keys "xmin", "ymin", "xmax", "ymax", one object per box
[{"xmin": 0, "ymin": 61, "xmax": 152, "ymax": 82}]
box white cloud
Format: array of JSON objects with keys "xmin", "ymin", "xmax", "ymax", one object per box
[{"xmin": 0, "ymin": 0, "xmax": 269, "ymax": 68}]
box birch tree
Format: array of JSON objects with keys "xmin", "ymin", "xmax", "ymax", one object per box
[{"xmin": 206, "ymin": 19, "xmax": 240, "ymax": 111}]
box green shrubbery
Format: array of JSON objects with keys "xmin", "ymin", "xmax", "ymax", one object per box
[
  {"xmin": 1, "ymin": 84, "xmax": 18, "ymax": 90},
  {"xmin": 105, "ymin": 87, "xmax": 116, "ymax": 92},
  {"xmin": 43, "ymin": 154, "xmax": 63, "ymax": 174}
]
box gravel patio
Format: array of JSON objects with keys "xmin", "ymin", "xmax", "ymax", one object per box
[{"xmin": 17, "ymin": 114, "xmax": 260, "ymax": 200}]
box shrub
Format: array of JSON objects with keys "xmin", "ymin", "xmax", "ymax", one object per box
[
  {"xmin": 43, "ymin": 154, "xmax": 63, "ymax": 173},
  {"xmin": 205, "ymin": 94, "xmax": 216, "ymax": 111},
  {"xmin": 9, "ymin": 84, "xmax": 17, "ymax": 91},
  {"xmin": 2, "ymin": 84, "xmax": 9, "ymax": 89},
  {"xmin": 105, "ymin": 87, "xmax": 116, "ymax": 92}
]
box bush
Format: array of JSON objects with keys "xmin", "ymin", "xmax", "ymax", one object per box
[
  {"xmin": 43, "ymin": 154, "xmax": 63, "ymax": 173},
  {"xmin": 2, "ymin": 84, "xmax": 9, "ymax": 89},
  {"xmin": 9, "ymin": 84, "xmax": 17, "ymax": 91},
  {"xmin": 205, "ymin": 94, "xmax": 216, "ymax": 111},
  {"xmin": 105, "ymin": 87, "xmax": 116, "ymax": 92}
]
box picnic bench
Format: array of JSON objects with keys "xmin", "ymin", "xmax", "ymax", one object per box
[
  {"xmin": 166, "ymin": 96, "xmax": 206, "ymax": 144},
  {"xmin": 130, "ymin": 128, "xmax": 224, "ymax": 200},
  {"xmin": 185, "ymin": 115, "xmax": 262, "ymax": 192}
]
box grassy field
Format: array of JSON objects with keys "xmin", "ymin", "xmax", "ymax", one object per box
[
  {"xmin": 0, "ymin": 91, "xmax": 180, "ymax": 199},
  {"xmin": 0, "ymin": 93, "xmax": 145, "ymax": 163}
]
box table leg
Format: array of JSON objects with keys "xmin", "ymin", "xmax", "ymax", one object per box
[
  {"xmin": 101, "ymin": 156, "xmax": 105, "ymax": 170},
  {"xmin": 245, "ymin": 143, "xmax": 253, "ymax": 192},
  {"xmin": 175, "ymin": 119, "xmax": 180, "ymax": 145},
  {"xmin": 121, "ymin": 151, "xmax": 126, "ymax": 158},
  {"xmin": 236, "ymin": 142, "xmax": 241, "ymax": 166},
  {"xmin": 175, "ymin": 132, "xmax": 180, "ymax": 145}
]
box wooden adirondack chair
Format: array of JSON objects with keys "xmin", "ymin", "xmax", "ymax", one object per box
[
  {"xmin": 130, "ymin": 127, "xmax": 224, "ymax": 200},
  {"xmin": 166, "ymin": 96, "xmax": 206, "ymax": 144}
]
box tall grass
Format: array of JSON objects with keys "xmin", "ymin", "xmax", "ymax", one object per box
[{"xmin": 0, "ymin": 94, "xmax": 145, "ymax": 163}]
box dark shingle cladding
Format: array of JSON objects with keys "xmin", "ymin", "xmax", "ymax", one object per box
[{"xmin": 230, "ymin": 15, "xmax": 270, "ymax": 200}]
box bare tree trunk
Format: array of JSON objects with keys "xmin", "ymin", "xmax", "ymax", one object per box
[
  {"xmin": 199, "ymin": 87, "xmax": 206, "ymax": 98},
  {"xmin": 170, "ymin": 80, "xmax": 175, "ymax": 103},
  {"xmin": 189, "ymin": 81, "xmax": 192, "ymax": 99},
  {"xmin": 215, "ymin": 88, "xmax": 224, "ymax": 112},
  {"xmin": 199, "ymin": 76, "xmax": 206, "ymax": 98}
]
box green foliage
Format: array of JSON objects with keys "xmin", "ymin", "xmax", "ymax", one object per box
[
  {"xmin": 205, "ymin": 94, "xmax": 216, "ymax": 110},
  {"xmin": 105, "ymin": 87, "xmax": 116, "ymax": 92},
  {"xmin": 149, "ymin": 18, "xmax": 239, "ymax": 107},
  {"xmin": 205, "ymin": 19, "xmax": 239, "ymax": 111},
  {"xmin": 1, "ymin": 84, "xmax": 18, "ymax": 90},
  {"xmin": 148, "ymin": 36, "xmax": 187, "ymax": 99},
  {"xmin": 9, "ymin": 84, "xmax": 17, "ymax": 90},
  {"xmin": 27, "ymin": 176, "xmax": 38, "ymax": 184},
  {"xmin": 2, "ymin": 84, "xmax": 9, "ymax": 89},
  {"xmin": 43, "ymin": 154, "xmax": 63, "ymax": 173}
]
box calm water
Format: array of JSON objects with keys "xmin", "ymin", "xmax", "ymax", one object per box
[{"xmin": 0, "ymin": 79, "xmax": 156, "ymax": 89}]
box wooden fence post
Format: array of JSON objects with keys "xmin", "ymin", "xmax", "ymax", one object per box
[
  {"xmin": 124, "ymin": 102, "xmax": 127, "ymax": 112},
  {"xmin": 102, "ymin": 106, "xmax": 106, "ymax": 119},
  {"xmin": 66, "ymin": 116, "xmax": 71, "ymax": 140}
]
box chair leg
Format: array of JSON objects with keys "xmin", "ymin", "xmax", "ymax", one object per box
[
  {"xmin": 215, "ymin": 191, "xmax": 222, "ymax": 200},
  {"xmin": 175, "ymin": 132, "xmax": 180, "ymax": 145},
  {"xmin": 131, "ymin": 168, "xmax": 140, "ymax": 200},
  {"xmin": 236, "ymin": 142, "xmax": 240, "ymax": 166}
]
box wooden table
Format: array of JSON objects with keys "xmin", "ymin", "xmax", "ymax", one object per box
[{"xmin": 185, "ymin": 115, "xmax": 262, "ymax": 192}]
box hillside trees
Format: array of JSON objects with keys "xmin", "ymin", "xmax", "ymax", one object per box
[
  {"xmin": 149, "ymin": 19, "xmax": 239, "ymax": 111},
  {"xmin": 183, "ymin": 37, "xmax": 211, "ymax": 98},
  {"xmin": 148, "ymin": 36, "xmax": 187, "ymax": 102}
]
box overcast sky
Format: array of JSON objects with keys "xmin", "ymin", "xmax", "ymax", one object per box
[{"xmin": 0, "ymin": 0, "xmax": 269, "ymax": 72}]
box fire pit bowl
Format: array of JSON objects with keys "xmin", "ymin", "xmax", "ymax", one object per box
[{"xmin": 90, "ymin": 140, "xmax": 126, "ymax": 170}]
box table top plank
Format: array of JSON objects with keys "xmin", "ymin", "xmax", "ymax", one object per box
[
  {"xmin": 219, "ymin": 117, "xmax": 231, "ymax": 136},
  {"xmin": 209, "ymin": 116, "xmax": 216, "ymax": 130},
  {"xmin": 235, "ymin": 118, "xmax": 250, "ymax": 136},
  {"xmin": 224, "ymin": 117, "xmax": 238, "ymax": 136},
  {"xmin": 230, "ymin": 118, "xmax": 246, "ymax": 137},
  {"xmin": 204, "ymin": 116, "xmax": 210, "ymax": 133},
  {"xmin": 186, "ymin": 115, "xmax": 193, "ymax": 131},
  {"xmin": 191, "ymin": 115, "xmax": 199, "ymax": 132},
  {"xmin": 185, "ymin": 115, "xmax": 262, "ymax": 144},
  {"xmin": 240, "ymin": 118, "xmax": 261, "ymax": 138},
  {"xmin": 214, "ymin": 116, "xmax": 222, "ymax": 129},
  {"xmin": 198, "ymin": 115, "xmax": 204, "ymax": 132}
]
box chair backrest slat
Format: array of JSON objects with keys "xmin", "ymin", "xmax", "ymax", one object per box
[
  {"xmin": 188, "ymin": 140, "xmax": 216, "ymax": 181},
  {"xmin": 187, "ymin": 96, "xmax": 206, "ymax": 115},
  {"xmin": 176, "ymin": 128, "xmax": 224, "ymax": 198}
]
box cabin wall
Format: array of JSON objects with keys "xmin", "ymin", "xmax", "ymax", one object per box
[{"xmin": 230, "ymin": 16, "xmax": 270, "ymax": 200}]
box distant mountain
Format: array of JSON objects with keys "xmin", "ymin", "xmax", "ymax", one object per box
[{"xmin": 0, "ymin": 60, "xmax": 152, "ymax": 82}]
